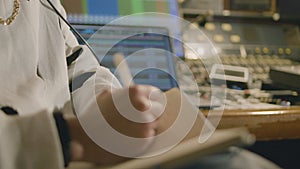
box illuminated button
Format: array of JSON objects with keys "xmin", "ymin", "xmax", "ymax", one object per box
[
  {"xmin": 222, "ymin": 10, "xmax": 231, "ymax": 16},
  {"xmin": 230, "ymin": 35, "xmax": 240, "ymax": 43},
  {"xmin": 278, "ymin": 48, "xmax": 284, "ymax": 55},
  {"xmin": 262, "ymin": 47, "xmax": 269, "ymax": 54},
  {"xmin": 213, "ymin": 34, "xmax": 225, "ymax": 43},
  {"xmin": 285, "ymin": 48, "xmax": 292, "ymax": 55},
  {"xmin": 221, "ymin": 23, "xmax": 232, "ymax": 32},
  {"xmin": 254, "ymin": 47, "xmax": 261, "ymax": 54},
  {"xmin": 205, "ymin": 23, "xmax": 216, "ymax": 31}
]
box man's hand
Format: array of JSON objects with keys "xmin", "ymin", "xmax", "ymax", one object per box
[
  {"xmin": 97, "ymin": 85, "xmax": 165, "ymax": 138},
  {"xmin": 67, "ymin": 85, "xmax": 166, "ymax": 164}
]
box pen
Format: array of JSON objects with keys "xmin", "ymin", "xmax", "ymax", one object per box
[{"xmin": 113, "ymin": 52, "xmax": 135, "ymax": 87}]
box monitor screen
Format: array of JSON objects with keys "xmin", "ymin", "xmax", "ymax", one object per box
[
  {"xmin": 73, "ymin": 24, "xmax": 178, "ymax": 91},
  {"xmin": 61, "ymin": 0, "xmax": 184, "ymax": 58}
]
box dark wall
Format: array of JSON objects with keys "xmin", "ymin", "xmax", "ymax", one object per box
[{"xmin": 277, "ymin": 0, "xmax": 300, "ymax": 24}]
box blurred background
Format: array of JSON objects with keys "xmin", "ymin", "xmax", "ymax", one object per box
[{"xmin": 61, "ymin": 1, "xmax": 300, "ymax": 168}]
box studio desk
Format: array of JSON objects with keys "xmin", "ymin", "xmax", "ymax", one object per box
[
  {"xmin": 175, "ymin": 105, "xmax": 300, "ymax": 168},
  {"xmin": 205, "ymin": 106, "xmax": 300, "ymax": 168},
  {"xmin": 67, "ymin": 106, "xmax": 300, "ymax": 169},
  {"xmin": 201, "ymin": 106, "xmax": 300, "ymax": 141}
]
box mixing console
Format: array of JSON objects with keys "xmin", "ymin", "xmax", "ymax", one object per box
[
  {"xmin": 179, "ymin": 21, "xmax": 300, "ymax": 108},
  {"xmin": 185, "ymin": 54, "xmax": 300, "ymax": 84}
]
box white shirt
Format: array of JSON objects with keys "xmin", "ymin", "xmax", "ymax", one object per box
[
  {"xmin": 0, "ymin": 0, "xmax": 120, "ymax": 168},
  {"xmin": 0, "ymin": 0, "xmax": 120, "ymax": 115}
]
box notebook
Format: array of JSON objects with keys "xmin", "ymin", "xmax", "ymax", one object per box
[
  {"xmin": 68, "ymin": 128, "xmax": 254, "ymax": 169},
  {"xmin": 67, "ymin": 88, "xmax": 255, "ymax": 169},
  {"xmin": 102, "ymin": 88, "xmax": 255, "ymax": 169}
]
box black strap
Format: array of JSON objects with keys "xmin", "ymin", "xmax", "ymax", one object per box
[
  {"xmin": 67, "ymin": 47, "xmax": 83, "ymax": 66},
  {"xmin": 1, "ymin": 106, "xmax": 18, "ymax": 115},
  {"xmin": 53, "ymin": 112, "xmax": 71, "ymax": 167}
]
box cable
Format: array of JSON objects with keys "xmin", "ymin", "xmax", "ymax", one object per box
[
  {"xmin": 45, "ymin": 0, "xmax": 101, "ymax": 116},
  {"xmin": 46, "ymin": 0, "xmax": 100, "ymax": 63}
]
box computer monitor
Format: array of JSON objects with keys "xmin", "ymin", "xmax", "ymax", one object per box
[
  {"xmin": 61, "ymin": 0, "xmax": 184, "ymax": 58},
  {"xmin": 73, "ymin": 24, "xmax": 178, "ymax": 91}
]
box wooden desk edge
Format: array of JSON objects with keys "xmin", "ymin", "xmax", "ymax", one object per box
[{"xmin": 200, "ymin": 106, "xmax": 300, "ymax": 140}]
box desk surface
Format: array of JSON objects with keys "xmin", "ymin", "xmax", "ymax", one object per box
[
  {"xmin": 202, "ymin": 106, "xmax": 300, "ymax": 140},
  {"xmin": 67, "ymin": 106, "xmax": 300, "ymax": 169}
]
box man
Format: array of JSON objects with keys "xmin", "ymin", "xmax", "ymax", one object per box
[
  {"xmin": 0, "ymin": 0, "xmax": 162, "ymax": 168},
  {"xmin": 0, "ymin": 0, "xmax": 281, "ymax": 169}
]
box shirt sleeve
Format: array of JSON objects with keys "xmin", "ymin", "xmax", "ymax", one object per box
[
  {"xmin": 56, "ymin": 1, "xmax": 121, "ymax": 116},
  {"xmin": 0, "ymin": 111, "xmax": 64, "ymax": 169}
]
